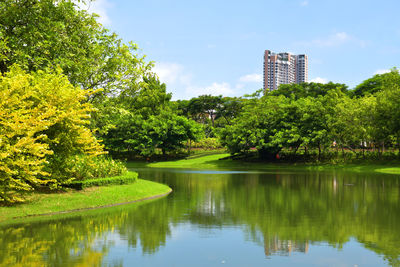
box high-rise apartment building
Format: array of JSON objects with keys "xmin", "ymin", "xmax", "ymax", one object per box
[{"xmin": 263, "ymin": 50, "xmax": 308, "ymax": 91}]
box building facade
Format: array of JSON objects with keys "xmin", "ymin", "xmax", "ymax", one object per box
[{"xmin": 263, "ymin": 50, "xmax": 308, "ymax": 91}]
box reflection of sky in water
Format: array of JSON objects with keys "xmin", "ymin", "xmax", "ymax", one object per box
[{"xmin": 103, "ymin": 224, "xmax": 385, "ymax": 267}]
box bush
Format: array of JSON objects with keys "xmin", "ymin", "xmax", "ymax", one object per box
[
  {"xmin": 0, "ymin": 67, "xmax": 108, "ymax": 203},
  {"xmin": 191, "ymin": 138, "xmax": 222, "ymax": 150},
  {"xmin": 49, "ymin": 154, "xmax": 128, "ymax": 182},
  {"xmin": 64, "ymin": 172, "xmax": 138, "ymax": 190}
]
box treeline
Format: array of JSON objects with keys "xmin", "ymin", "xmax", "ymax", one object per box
[{"xmin": 219, "ymin": 70, "xmax": 400, "ymax": 161}]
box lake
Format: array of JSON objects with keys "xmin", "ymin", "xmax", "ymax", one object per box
[{"xmin": 1, "ymin": 167, "xmax": 399, "ymax": 266}]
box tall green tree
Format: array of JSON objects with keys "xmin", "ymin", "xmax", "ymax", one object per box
[
  {"xmin": 375, "ymin": 69, "xmax": 400, "ymax": 152},
  {"xmin": 352, "ymin": 68, "xmax": 400, "ymax": 97},
  {"xmin": 0, "ymin": 67, "xmax": 104, "ymax": 202},
  {"xmin": 188, "ymin": 95, "xmax": 223, "ymax": 127},
  {"xmin": 215, "ymin": 97, "xmax": 243, "ymax": 126},
  {"xmin": 0, "ymin": 0, "xmax": 151, "ymax": 98},
  {"xmin": 94, "ymin": 77, "xmax": 202, "ymax": 157}
]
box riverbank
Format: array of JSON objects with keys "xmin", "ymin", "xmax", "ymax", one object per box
[
  {"xmin": 0, "ymin": 179, "xmax": 171, "ymax": 223},
  {"xmin": 127, "ymin": 153, "xmax": 400, "ymax": 174}
]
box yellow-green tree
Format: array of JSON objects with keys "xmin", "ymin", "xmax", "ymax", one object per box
[{"xmin": 0, "ymin": 67, "xmax": 104, "ymax": 203}]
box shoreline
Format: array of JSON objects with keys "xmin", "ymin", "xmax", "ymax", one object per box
[
  {"xmin": 0, "ymin": 179, "xmax": 172, "ymax": 224},
  {"xmin": 21, "ymin": 189, "xmax": 172, "ymax": 219},
  {"xmin": 127, "ymin": 153, "xmax": 400, "ymax": 174}
]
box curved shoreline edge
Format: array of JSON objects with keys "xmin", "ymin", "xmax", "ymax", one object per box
[
  {"xmin": 0, "ymin": 179, "xmax": 172, "ymax": 224},
  {"xmin": 19, "ymin": 188, "xmax": 173, "ymax": 220}
]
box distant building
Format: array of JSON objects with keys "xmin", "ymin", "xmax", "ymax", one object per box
[{"xmin": 263, "ymin": 50, "xmax": 308, "ymax": 91}]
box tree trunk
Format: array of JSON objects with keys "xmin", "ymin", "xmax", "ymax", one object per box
[
  {"xmin": 318, "ymin": 143, "xmax": 321, "ymax": 161},
  {"xmin": 294, "ymin": 144, "xmax": 300, "ymax": 154}
]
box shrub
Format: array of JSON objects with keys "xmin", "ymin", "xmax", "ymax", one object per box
[
  {"xmin": 0, "ymin": 67, "xmax": 105, "ymax": 203},
  {"xmin": 49, "ymin": 154, "xmax": 127, "ymax": 182},
  {"xmin": 191, "ymin": 138, "xmax": 222, "ymax": 150},
  {"xmin": 64, "ymin": 172, "xmax": 138, "ymax": 190}
]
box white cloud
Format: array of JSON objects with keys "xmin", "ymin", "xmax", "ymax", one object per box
[
  {"xmin": 313, "ymin": 32, "xmax": 350, "ymax": 47},
  {"xmin": 186, "ymin": 82, "xmax": 235, "ymax": 97},
  {"xmin": 239, "ymin": 73, "xmax": 263, "ymax": 83},
  {"xmin": 76, "ymin": 0, "xmax": 112, "ymax": 25},
  {"xmin": 374, "ymin": 69, "xmax": 391, "ymax": 75},
  {"xmin": 152, "ymin": 62, "xmax": 248, "ymax": 99},
  {"xmin": 297, "ymin": 32, "xmax": 366, "ymax": 48},
  {"xmin": 300, "ymin": 1, "xmax": 309, "ymax": 6},
  {"xmin": 153, "ymin": 62, "xmax": 191, "ymax": 85},
  {"xmin": 310, "ymin": 77, "xmax": 328, "ymax": 84}
]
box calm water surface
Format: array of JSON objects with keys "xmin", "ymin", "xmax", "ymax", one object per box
[{"xmin": 1, "ymin": 167, "xmax": 400, "ymax": 266}]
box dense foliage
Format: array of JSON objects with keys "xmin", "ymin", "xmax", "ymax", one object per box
[
  {"xmin": 93, "ymin": 76, "xmax": 203, "ymax": 157},
  {"xmin": 64, "ymin": 172, "xmax": 138, "ymax": 190},
  {"xmin": 175, "ymin": 95, "xmax": 243, "ymax": 139},
  {"xmin": 1, "ymin": 0, "xmax": 400, "ymax": 205},
  {"xmin": 0, "ymin": 67, "xmax": 120, "ymax": 202},
  {"xmin": 0, "ymin": 0, "xmax": 151, "ymax": 98},
  {"xmin": 219, "ymin": 73, "xmax": 400, "ymax": 161},
  {"xmin": 0, "ymin": 0, "xmax": 201, "ymax": 203}
]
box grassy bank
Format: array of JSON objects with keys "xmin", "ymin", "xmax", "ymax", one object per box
[
  {"xmin": 127, "ymin": 152, "xmax": 400, "ymax": 175},
  {"xmin": 0, "ymin": 179, "xmax": 171, "ymax": 223}
]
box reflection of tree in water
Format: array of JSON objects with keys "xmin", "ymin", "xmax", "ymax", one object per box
[
  {"xmin": 0, "ymin": 217, "xmax": 116, "ymax": 267},
  {"xmin": 1, "ymin": 169, "xmax": 400, "ymax": 266},
  {"xmin": 153, "ymin": 170, "xmax": 400, "ymax": 265},
  {"xmin": 224, "ymin": 171, "xmax": 400, "ymax": 265}
]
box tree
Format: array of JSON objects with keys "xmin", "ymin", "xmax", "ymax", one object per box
[
  {"xmin": 94, "ymin": 77, "xmax": 202, "ymax": 157},
  {"xmin": 188, "ymin": 95, "xmax": 223, "ymax": 127},
  {"xmin": 118, "ymin": 75, "xmax": 172, "ymax": 118},
  {"xmin": 219, "ymin": 95, "xmax": 294, "ymax": 159},
  {"xmin": 375, "ymin": 70, "xmax": 400, "ymax": 153},
  {"xmin": 352, "ymin": 68, "xmax": 400, "ymax": 97},
  {"xmin": 146, "ymin": 111, "xmax": 203, "ymax": 156},
  {"xmin": 0, "ymin": 0, "xmax": 151, "ymax": 98},
  {"xmin": 0, "ymin": 67, "xmax": 104, "ymax": 202},
  {"xmin": 215, "ymin": 97, "xmax": 243, "ymax": 126}
]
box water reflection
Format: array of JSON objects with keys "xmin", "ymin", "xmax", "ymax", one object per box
[{"xmin": 1, "ymin": 168, "xmax": 400, "ymax": 266}]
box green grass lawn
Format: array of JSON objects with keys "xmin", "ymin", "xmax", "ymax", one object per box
[
  {"xmin": 374, "ymin": 167, "xmax": 400, "ymax": 174},
  {"xmin": 127, "ymin": 152, "xmax": 400, "ymax": 175},
  {"xmin": 0, "ymin": 179, "xmax": 171, "ymax": 223},
  {"xmin": 129, "ymin": 153, "xmax": 231, "ymax": 169}
]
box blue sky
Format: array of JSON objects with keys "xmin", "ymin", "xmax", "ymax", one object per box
[{"xmin": 84, "ymin": 0, "xmax": 400, "ymax": 99}]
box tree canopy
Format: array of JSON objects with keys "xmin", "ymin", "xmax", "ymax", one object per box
[
  {"xmin": 0, "ymin": 0, "xmax": 152, "ymax": 98},
  {"xmin": 352, "ymin": 69, "xmax": 400, "ymax": 97},
  {"xmin": 0, "ymin": 67, "xmax": 105, "ymax": 202}
]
